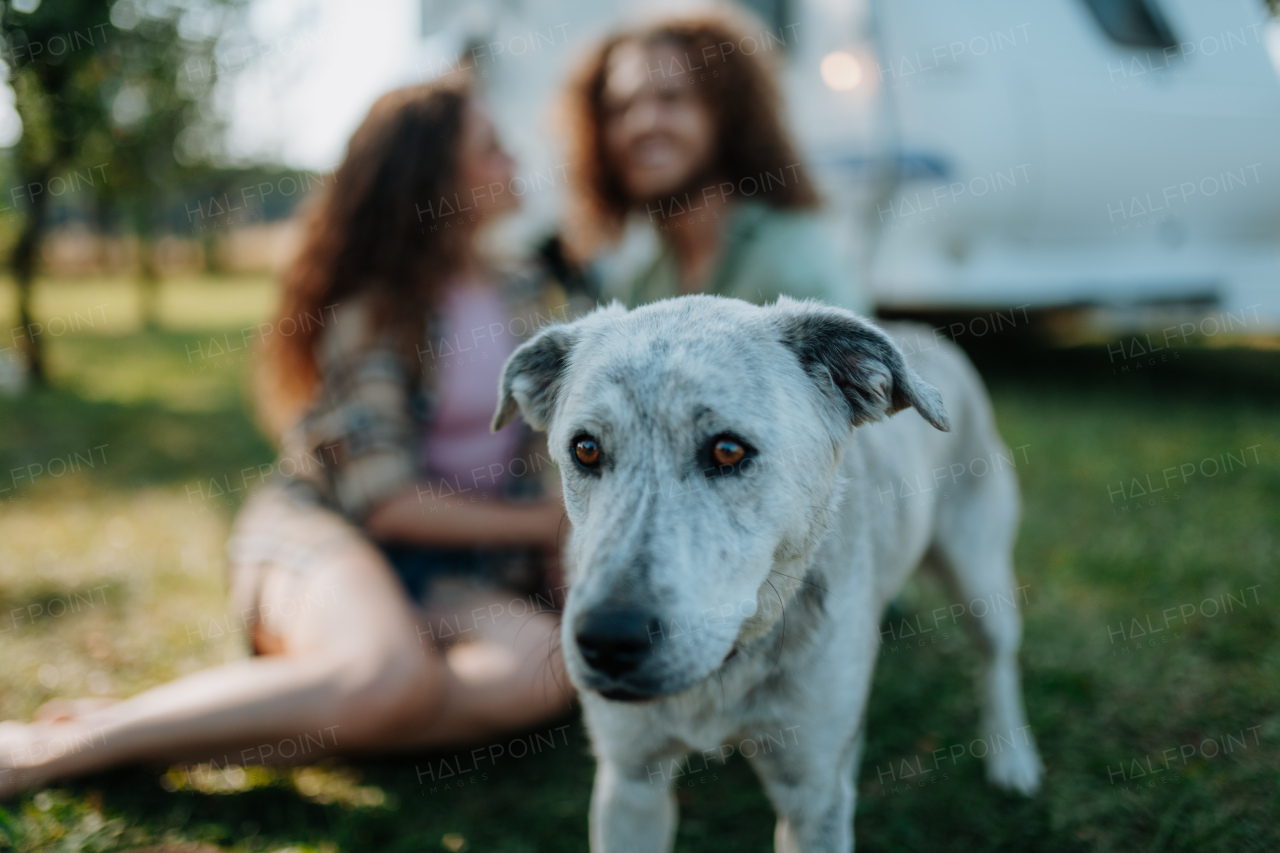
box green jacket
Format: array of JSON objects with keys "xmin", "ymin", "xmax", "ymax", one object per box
[{"xmin": 618, "ymin": 201, "xmax": 870, "ymax": 314}]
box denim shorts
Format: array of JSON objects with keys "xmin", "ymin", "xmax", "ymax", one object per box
[
  {"xmin": 227, "ymin": 484, "xmax": 542, "ymax": 642},
  {"xmin": 376, "ymin": 543, "xmax": 532, "ymax": 603}
]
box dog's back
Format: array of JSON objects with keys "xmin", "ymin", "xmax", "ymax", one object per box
[{"xmin": 849, "ymin": 322, "xmax": 1021, "ymax": 606}]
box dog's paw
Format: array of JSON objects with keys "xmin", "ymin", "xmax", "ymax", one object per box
[{"xmin": 985, "ymin": 740, "xmax": 1043, "ymax": 796}]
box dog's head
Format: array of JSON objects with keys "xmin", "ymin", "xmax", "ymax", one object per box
[{"xmin": 493, "ymin": 295, "xmax": 949, "ymax": 701}]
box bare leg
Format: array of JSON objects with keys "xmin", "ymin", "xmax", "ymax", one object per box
[
  {"xmin": 0, "ymin": 536, "xmax": 571, "ymax": 798},
  {"xmin": 34, "ymin": 699, "xmax": 119, "ymax": 723},
  {"xmin": 406, "ymin": 582, "xmax": 572, "ymax": 748}
]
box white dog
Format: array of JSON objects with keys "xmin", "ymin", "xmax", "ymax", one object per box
[{"xmin": 492, "ymin": 295, "xmax": 1042, "ymax": 852}]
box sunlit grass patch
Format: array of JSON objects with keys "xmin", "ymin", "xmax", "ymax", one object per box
[
  {"xmin": 0, "ymin": 279, "xmax": 1277, "ymax": 850},
  {"xmin": 0, "ymin": 490, "xmax": 241, "ymax": 723},
  {"xmin": 0, "ymin": 274, "xmax": 275, "ymax": 334}
]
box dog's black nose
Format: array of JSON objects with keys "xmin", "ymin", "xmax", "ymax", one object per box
[{"xmin": 575, "ymin": 609, "xmax": 658, "ymax": 678}]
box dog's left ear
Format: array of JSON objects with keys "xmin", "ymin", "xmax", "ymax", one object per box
[
  {"xmin": 774, "ymin": 299, "xmax": 950, "ymax": 431},
  {"xmin": 492, "ymin": 324, "xmax": 577, "ymax": 432}
]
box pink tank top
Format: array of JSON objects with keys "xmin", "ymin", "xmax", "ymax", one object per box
[{"xmin": 420, "ymin": 280, "xmax": 524, "ymax": 497}]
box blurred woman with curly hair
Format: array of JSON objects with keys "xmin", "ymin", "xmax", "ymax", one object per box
[
  {"xmin": 0, "ymin": 78, "xmax": 573, "ymax": 796},
  {"xmin": 563, "ymin": 8, "xmax": 869, "ymax": 312}
]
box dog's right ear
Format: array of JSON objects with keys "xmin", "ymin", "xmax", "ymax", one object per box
[
  {"xmin": 492, "ymin": 324, "xmax": 577, "ymax": 432},
  {"xmin": 773, "ymin": 298, "xmax": 950, "ymax": 432}
]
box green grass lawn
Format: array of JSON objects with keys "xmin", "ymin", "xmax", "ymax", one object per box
[{"xmin": 0, "ymin": 276, "xmax": 1277, "ymax": 852}]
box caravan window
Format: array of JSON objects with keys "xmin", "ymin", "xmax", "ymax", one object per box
[
  {"xmin": 1079, "ymin": 0, "xmax": 1178, "ymax": 49},
  {"xmin": 736, "ymin": 0, "xmax": 795, "ymax": 46}
]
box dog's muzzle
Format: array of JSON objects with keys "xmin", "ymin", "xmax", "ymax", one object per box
[{"xmin": 574, "ymin": 608, "xmax": 661, "ymax": 696}]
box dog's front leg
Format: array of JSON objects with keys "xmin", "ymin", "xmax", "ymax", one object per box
[
  {"xmin": 590, "ymin": 760, "xmax": 677, "ymax": 853},
  {"xmin": 765, "ymin": 767, "xmax": 856, "ymax": 852},
  {"xmin": 750, "ymin": 726, "xmax": 862, "ymax": 853}
]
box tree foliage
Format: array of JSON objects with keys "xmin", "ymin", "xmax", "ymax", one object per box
[{"xmin": 2, "ymin": 0, "xmax": 245, "ymax": 379}]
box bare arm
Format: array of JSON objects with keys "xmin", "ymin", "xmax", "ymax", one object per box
[{"xmin": 363, "ymin": 485, "xmax": 565, "ymax": 550}]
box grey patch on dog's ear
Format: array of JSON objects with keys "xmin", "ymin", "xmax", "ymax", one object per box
[
  {"xmin": 492, "ymin": 324, "xmax": 577, "ymax": 432},
  {"xmin": 773, "ymin": 298, "xmax": 951, "ymax": 432}
]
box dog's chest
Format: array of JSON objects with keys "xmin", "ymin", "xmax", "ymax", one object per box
[{"xmin": 635, "ymin": 630, "xmax": 814, "ymax": 755}]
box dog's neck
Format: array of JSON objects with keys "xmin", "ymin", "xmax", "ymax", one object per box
[{"xmin": 729, "ymin": 552, "xmax": 830, "ymax": 654}]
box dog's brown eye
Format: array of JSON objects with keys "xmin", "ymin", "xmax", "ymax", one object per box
[
  {"xmin": 574, "ymin": 436, "xmax": 601, "ymax": 468},
  {"xmin": 712, "ymin": 438, "xmax": 745, "ymax": 468}
]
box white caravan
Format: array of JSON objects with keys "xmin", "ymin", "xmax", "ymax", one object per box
[{"xmin": 415, "ymin": 0, "xmax": 1280, "ymax": 328}]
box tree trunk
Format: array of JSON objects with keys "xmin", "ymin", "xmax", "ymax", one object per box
[
  {"xmin": 11, "ymin": 166, "xmax": 50, "ymax": 386},
  {"xmin": 139, "ymin": 235, "xmax": 161, "ymax": 330},
  {"xmin": 201, "ymin": 229, "xmax": 222, "ymax": 274}
]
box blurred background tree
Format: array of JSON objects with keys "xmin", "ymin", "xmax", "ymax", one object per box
[{"xmin": 1, "ymin": 0, "xmax": 246, "ymax": 384}]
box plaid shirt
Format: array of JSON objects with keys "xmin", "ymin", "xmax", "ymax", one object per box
[{"xmin": 276, "ymin": 271, "xmax": 561, "ymax": 522}]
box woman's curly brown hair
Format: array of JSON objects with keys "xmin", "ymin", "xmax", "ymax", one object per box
[
  {"xmin": 257, "ymin": 78, "xmax": 471, "ymax": 435},
  {"xmin": 563, "ymin": 8, "xmax": 820, "ymax": 257}
]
